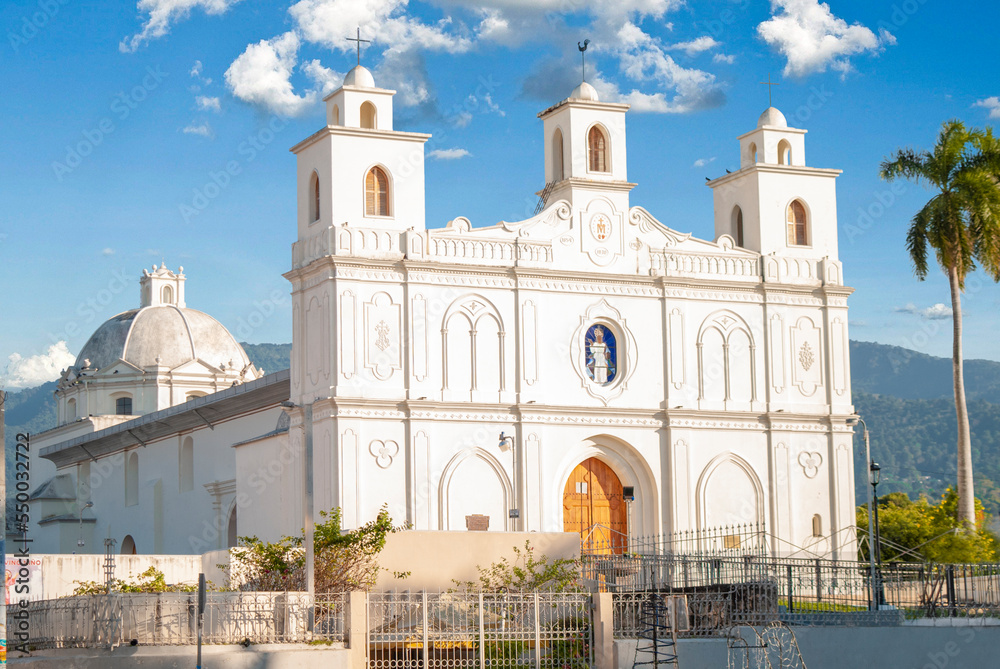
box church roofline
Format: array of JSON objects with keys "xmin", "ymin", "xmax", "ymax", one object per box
[
  {"xmin": 323, "ymin": 84, "xmax": 397, "ymax": 101},
  {"xmin": 706, "ymin": 164, "xmax": 842, "ymax": 187},
  {"xmin": 537, "ymin": 98, "xmax": 630, "ymax": 120},
  {"xmin": 290, "ymin": 125, "xmax": 431, "ymax": 154},
  {"xmin": 737, "ymin": 126, "xmax": 807, "ymax": 140},
  {"xmin": 40, "ymin": 369, "xmax": 291, "ymax": 469}
]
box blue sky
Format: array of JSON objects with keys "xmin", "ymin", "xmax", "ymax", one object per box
[{"xmin": 1, "ymin": 0, "xmax": 998, "ymax": 388}]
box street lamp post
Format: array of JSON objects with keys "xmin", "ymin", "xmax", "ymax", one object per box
[
  {"xmin": 848, "ymin": 415, "xmax": 878, "ymax": 612},
  {"xmin": 77, "ymin": 500, "xmax": 94, "ymax": 550},
  {"xmin": 870, "ymin": 460, "xmax": 885, "ymax": 607},
  {"xmin": 498, "ymin": 432, "xmax": 517, "ymax": 529},
  {"xmin": 282, "ymin": 399, "xmax": 316, "ymax": 635}
]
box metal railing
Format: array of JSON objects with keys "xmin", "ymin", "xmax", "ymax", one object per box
[
  {"xmin": 604, "ymin": 554, "xmax": 1000, "ymax": 639},
  {"xmin": 368, "ymin": 591, "xmax": 592, "ymax": 669},
  {"xmin": 8, "ymin": 592, "xmax": 347, "ymax": 650}
]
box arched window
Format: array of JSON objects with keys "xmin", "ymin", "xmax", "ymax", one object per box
[
  {"xmin": 227, "ymin": 506, "xmax": 238, "ymax": 548},
  {"xmin": 179, "ymin": 436, "xmax": 194, "ymax": 493},
  {"xmin": 360, "ymin": 101, "xmax": 377, "ymax": 129},
  {"xmin": 309, "ymin": 172, "xmax": 320, "ymax": 222},
  {"xmin": 332, "ymin": 104, "xmax": 340, "ymax": 126},
  {"xmin": 732, "ymin": 205, "xmax": 744, "ymax": 247},
  {"xmin": 786, "ymin": 200, "xmax": 808, "ymax": 246},
  {"xmin": 778, "ymin": 139, "xmax": 791, "ymax": 165},
  {"xmin": 125, "ymin": 451, "xmax": 138, "ymax": 507},
  {"xmin": 161, "ymin": 285, "xmax": 173, "ymax": 304},
  {"xmin": 551, "ymin": 128, "xmax": 564, "ymax": 182},
  {"xmin": 587, "ymin": 125, "xmax": 608, "ymax": 173},
  {"xmin": 365, "ymin": 166, "xmax": 390, "ymax": 217},
  {"xmin": 67, "ymin": 398, "xmax": 77, "ymax": 421},
  {"xmin": 812, "ymin": 514, "xmax": 823, "ymax": 537},
  {"xmin": 121, "ymin": 535, "xmax": 137, "ymax": 555},
  {"xmin": 748, "ymin": 142, "xmax": 758, "ymax": 164},
  {"xmin": 116, "ymin": 396, "xmax": 133, "ymax": 416}
]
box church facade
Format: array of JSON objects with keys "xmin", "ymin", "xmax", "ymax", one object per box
[{"xmin": 29, "ymin": 67, "xmax": 857, "ymax": 560}]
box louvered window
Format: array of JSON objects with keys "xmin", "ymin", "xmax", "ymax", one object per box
[
  {"xmin": 786, "ymin": 200, "xmax": 808, "ymax": 246},
  {"xmin": 588, "ymin": 126, "xmax": 608, "ymax": 173},
  {"xmin": 365, "ymin": 167, "xmax": 390, "ymax": 217}
]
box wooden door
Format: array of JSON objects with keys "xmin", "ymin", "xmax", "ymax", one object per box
[{"xmin": 563, "ymin": 458, "xmax": 628, "ymax": 554}]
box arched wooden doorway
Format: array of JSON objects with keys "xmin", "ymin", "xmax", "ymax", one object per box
[{"xmin": 563, "ymin": 458, "xmax": 627, "ymax": 554}]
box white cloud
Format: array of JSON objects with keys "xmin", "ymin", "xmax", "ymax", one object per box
[
  {"xmin": 713, "ymin": 53, "xmax": 735, "ymax": 64},
  {"xmin": 895, "ymin": 303, "xmax": 953, "ymax": 320},
  {"xmin": 973, "ymin": 97, "xmax": 1000, "ymax": 119},
  {"xmin": 190, "ymin": 60, "xmax": 203, "ymax": 77},
  {"xmin": 2, "ymin": 342, "xmax": 76, "ymax": 389},
  {"xmin": 183, "ymin": 123, "xmax": 213, "ymax": 136},
  {"xmin": 757, "ymin": 0, "xmax": 894, "ymax": 77},
  {"xmin": 121, "ymin": 0, "xmax": 245, "ymax": 53},
  {"xmin": 301, "ymin": 59, "xmax": 344, "ymax": 96},
  {"xmin": 429, "ymin": 148, "xmax": 471, "ymax": 160},
  {"xmin": 196, "ymin": 95, "xmax": 221, "ymax": 112},
  {"xmin": 667, "ymin": 36, "xmax": 720, "ymax": 56},
  {"xmin": 101, "ymin": 248, "xmax": 116, "ymax": 256},
  {"xmin": 692, "ymin": 157, "xmax": 716, "ymax": 168},
  {"xmin": 225, "ymin": 31, "xmax": 317, "ymax": 117}
]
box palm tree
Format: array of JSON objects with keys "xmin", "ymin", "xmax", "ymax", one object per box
[{"xmin": 881, "ymin": 120, "xmax": 1000, "ymax": 529}]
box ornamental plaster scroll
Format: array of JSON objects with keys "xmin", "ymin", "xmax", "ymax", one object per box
[
  {"xmin": 363, "ymin": 292, "xmax": 402, "ymax": 381},
  {"xmin": 797, "ymin": 451, "xmax": 823, "ymax": 479},
  {"xmin": 790, "ymin": 316, "xmax": 823, "ymax": 397},
  {"xmin": 369, "ymin": 439, "xmax": 400, "ymax": 469},
  {"xmin": 627, "ymin": 207, "xmax": 693, "ymax": 247},
  {"xmin": 569, "ymin": 299, "xmax": 638, "ymax": 405}
]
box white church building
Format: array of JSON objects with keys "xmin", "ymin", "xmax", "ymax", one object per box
[{"xmin": 29, "ymin": 65, "xmax": 857, "ymax": 560}]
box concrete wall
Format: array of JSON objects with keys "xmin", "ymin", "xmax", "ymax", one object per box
[
  {"xmin": 16, "ymin": 554, "xmax": 202, "ymax": 601},
  {"xmin": 375, "ymin": 531, "xmax": 580, "ymax": 591},
  {"xmin": 615, "ymin": 622, "xmax": 1000, "ymax": 669}
]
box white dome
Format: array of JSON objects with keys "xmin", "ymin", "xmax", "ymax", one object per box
[
  {"xmin": 75, "ymin": 306, "xmax": 253, "ymax": 372},
  {"xmin": 757, "ymin": 106, "xmax": 787, "ymax": 128},
  {"xmin": 570, "ymin": 81, "xmax": 599, "ymax": 102},
  {"xmin": 344, "ymin": 65, "xmax": 375, "ymax": 88}
]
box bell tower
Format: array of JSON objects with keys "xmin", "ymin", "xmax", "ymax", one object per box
[
  {"xmin": 290, "ymin": 64, "xmax": 430, "ymax": 238},
  {"xmin": 707, "ymin": 106, "xmax": 842, "ymax": 261},
  {"xmin": 537, "ymin": 81, "xmax": 634, "ymax": 213},
  {"xmin": 140, "ymin": 263, "xmax": 185, "ymax": 308}
]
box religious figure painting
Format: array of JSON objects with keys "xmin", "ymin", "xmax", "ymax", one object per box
[{"xmin": 585, "ymin": 324, "xmax": 617, "ymax": 384}]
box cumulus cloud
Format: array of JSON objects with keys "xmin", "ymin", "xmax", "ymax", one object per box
[
  {"xmin": 895, "ymin": 303, "xmax": 953, "ymax": 320},
  {"xmin": 183, "ymin": 122, "xmax": 213, "ymax": 136},
  {"xmin": 196, "ymin": 95, "xmax": 221, "ymax": 112},
  {"xmin": 667, "ymin": 36, "xmax": 720, "ymax": 56},
  {"xmin": 225, "ymin": 32, "xmax": 318, "ymax": 117},
  {"xmin": 757, "ymin": 0, "xmax": 894, "ymax": 77},
  {"xmin": 2, "ymin": 342, "xmax": 76, "ymax": 389},
  {"xmin": 101, "ymin": 248, "xmax": 116, "ymax": 256},
  {"xmin": 973, "ymin": 97, "xmax": 1000, "ymax": 119},
  {"xmin": 713, "ymin": 53, "xmax": 735, "ymax": 64},
  {"xmin": 120, "ymin": 0, "xmax": 245, "ymax": 53},
  {"xmin": 692, "ymin": 157, "xmax": 716, "ymax": 168},
  {"xmin": 429, "ymin": 148, "xmax": 471, "ymax": 160}
]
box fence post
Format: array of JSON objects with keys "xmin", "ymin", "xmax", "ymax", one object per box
[
  {"xmin": 533, "ymin": 592, "xmax": 541, "ymax": 669},
  {"xmin": 946, "ymin": 566, "xmax": 957, "ymax": 617},
  {"xmin": 786, "ymin": 565, "xmax": 794, "ymax": 613},
  {"xmin": 815, "ymin": 560, "xmax": 822, "ymax": 603},
  {"xmin": 422, "ymin": 591, "xmax": 430, "ymax": 669},
  {"xmin": 592, "ymin": 592, "xmax": 614, "ymax": 669},
  {"xmin": 348, "ymin": 591, "xmax": 368, "ymax": 669},
  {"xmin": 478, "ymin": 593, "xmax": 486, "ymax": 669}
]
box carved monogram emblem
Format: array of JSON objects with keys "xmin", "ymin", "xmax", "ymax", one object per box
[
  {"xmin": 799, "ymin": 342, "xmax": 815, "ymax": 371},
  {"xmin": 590, "ymin": 214, "xmax": 611, "ymax": 242},
  {"xmin": 369, "ymin": 440, "xmax": 399, "ymax": 469},
  {"xmin": 798, "ymin": 451, "xmax": 823, "ymax": 479},
  {"xmin": 375, "ymin": 320, "xmax": 390, "ymax": 351}
]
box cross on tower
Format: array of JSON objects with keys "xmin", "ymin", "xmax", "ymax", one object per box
[
  {"xmin": 346, "ymin": 27, "xmax": 371, "ymax": 66},
  {"xmin": 759, "ymin": 73, "xmax": 780, "ymax": 107}
]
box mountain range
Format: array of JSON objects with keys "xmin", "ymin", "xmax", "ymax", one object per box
[{"xmin": 5, "ymin": 340, "xmax": 1000, "ymax": 514}]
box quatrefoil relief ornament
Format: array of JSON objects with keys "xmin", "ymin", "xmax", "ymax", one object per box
[
  {"xmin": 369, "ymin": 440, "xmax": 399, "ymax": 469},
  {"xmin": 798, "ymin": 451, "xmax": 823, "ymax": 479}
]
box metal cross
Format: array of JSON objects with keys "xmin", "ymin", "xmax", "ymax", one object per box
[
  {"xmin": 578, "ymin": 39, "xmax": 590, "ymax": 82},
  {"xmin": 346, "ymin": 27, "xmax": 371, "ymax": 66},
  {"xmin": 759, "ymin": 73, "xmax": 780, "ymax": 107}
]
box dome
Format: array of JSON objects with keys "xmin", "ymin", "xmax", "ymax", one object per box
[
  {"xmin": 757, "ymin": 106, "xmax": 787, "ymax": 128},
  {"xmin": 75, "ymin": 305, "xmax": 253, "ymax": 372},
  {"xmin": 570, "ymin": 81, "xmax": 599, "ymax": 102},
  {"xmin": 344, "ymin": 65, "xmax": 375, "ymax": 88}
]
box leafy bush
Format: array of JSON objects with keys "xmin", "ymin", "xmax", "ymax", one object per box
[{"xmin": 71, "ymin": 566, "xmax": 202, "ymax": 595}]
